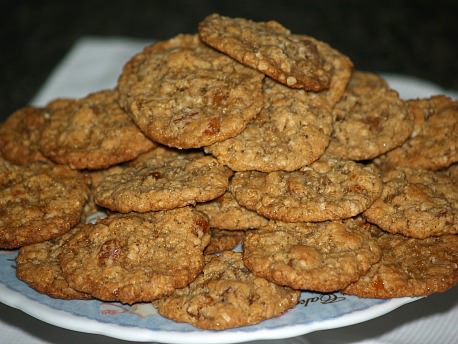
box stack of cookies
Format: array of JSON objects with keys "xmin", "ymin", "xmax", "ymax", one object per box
[{"xmin": 0, "ymin": 14, "xmax": 457, "ymax": 330}]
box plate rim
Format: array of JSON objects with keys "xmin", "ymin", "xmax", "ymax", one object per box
[{"xmin": 0, "ymin": 282, "xmax": 420, "ymax": 343}]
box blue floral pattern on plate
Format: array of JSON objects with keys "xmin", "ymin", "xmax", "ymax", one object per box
[{"xmin": 0, "ymin": 250, "xmax": 417, "ymax": 343}]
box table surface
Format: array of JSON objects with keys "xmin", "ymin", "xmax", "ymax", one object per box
[{"xmin": 2, "ymin": 0, "xmax": 458, "ymax": 119}]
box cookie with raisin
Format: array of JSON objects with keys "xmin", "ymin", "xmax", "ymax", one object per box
[
  {"xmin": 59, "ymin": 208, "xmax": 210, "ymax": 304},
  {"xmin": 154, "ymin": 251, "xmax": 300, "ymax": 329},
  {"xmin": 117, "ymin": 34, "xmax": 264, "ymax": 148}
]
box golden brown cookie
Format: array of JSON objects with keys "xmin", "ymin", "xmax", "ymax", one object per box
[
  {"xmin": 204, "ymin": 229, "xmax": 245, "ymax": 255},
  {"xmin": 230, "ymin": 156, "xmax": 382, "ymax": 222},
  {"xmin": 344, "ymin": 229, "xmax": 458, "ymax": 298},
  {"xmin": 363, "ymin": 167, "xmax": 458, "ymax": 239},
  {"xmin": 198, "ymin": 14, "xmax": 332, "ymax": 91},
  {"xmin": 326, "ymin": 71, "xmax": 413, "ymax": 160},
  {"xmin": 59, "ymin": 208, "xmax": 210, "ymax": 304},
  {"xmin": 243, "ymin": 217, "xmax": 381, "ymax": 292},
  {"xmin": 378, "ymin": 95, "xmax": 458, "ymax": 170},
  {"xmin": 117, "ymin": 34, "xmax": 264, "ymax": 148},
  {"xmin": 196, "ymin": 191, "xmax": 268, "ymax": 230},
  {"xmin": 16, "ymin": 228, "xmax": 91, "ymax": 300},
  {"xmin": 154, "ymin": 251, "xmax": 300, "ymax": 330},
  {"xmin": 0, "ymin": 159, "xmax": 90, "ymax": 249},
  {"xmin": 204, "ymin": 77, "xmax": 333, "ymax": 172},
  {"xmin": 0, "ymin": 106, "xmax": 50, "ymax": 165},
  {"xmin": 93, "ymin": 147, "xmax": 232, "ymax": 213},
  {"xmin": 39, "ymin": 89, "xmax": 155, "ymax": 170}
]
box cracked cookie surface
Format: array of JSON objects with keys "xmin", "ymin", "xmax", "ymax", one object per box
[
  {"xmin": 230, "ymin": 156, "xmax": 382, "ymax": 222},
  {"xmin": 0, "ymin": 159, "xmax": 90, "ymax": 249},
  {"xmin": 117, "ymin": 34, "xmax": 264, "ymax": 148},
  {"xmin": 59, "ymin": 208, "xmax": 210, "ymax": 304},
  {"xmin": 39, "ymin": 89, "xmax": 155, "ymax": 170},
  {"xmin": 363, "ymin": 167, "xmax": 458, "ymax": 238},
  {"xmin": 378, "ymin": 95, "xmax": 458, "ymax": 170},
  {"xmin": 205, "ymin": 77, "xmax": 333, "ymax": 172},
  {"xmin": 344, "ymin": 229, "xmax": 458, "ymax": 298},
  {"xmin": 93, "ymin": 147, "xmax": 232, "ymax": 213},
  {"xmin": 16, "ymin": 228, "xmax": 91, "ymax": 300},
  {"xmin": 243, "ymin": 217, "xmax": 381, "ymax": 292},
  {"xmin": 154, "ymin": 251, "xmax": 300, "ymax": 329},
  {"xmin": 326, "ymin": 71, "xmax": 413, "ymax": 160},
  {"xmin": 198, "ymin": 14, "xmax": 332, "ymax": 91}
]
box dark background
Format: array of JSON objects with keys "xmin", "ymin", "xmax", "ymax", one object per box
[{"xmin": 2, "ymin": 0, "xmax": 457, "ymax": 120}]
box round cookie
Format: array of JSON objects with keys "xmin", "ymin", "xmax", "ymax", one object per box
[
  {"xmin": 230, "ymin": 156, "xmax": 382, "ymax": 222},
  {"xmin": 204, "ymin": 229, "xmax": 246, "ymax": 255},
  {"xmin": 0, "ymin": 159, "xmax": 90, "ymax": 249},
  {"xmin": 326, "ymin": 71, "xmax": 413, "ymax": 160},
  {"xmin": 0, "ymin": 106, "xmax": 50, "ymax": 165},
  {"xmin": 117, "ymin": 34, "xmax": 264, "ymax": 148},
  {"xmin": 379, "ymin": 95, "xmax": 458, "ymax": 170},
  {"xmin": 204, "ymin": 77, "xmax": 333, "ymax": 172},
  {"xmin": 16, "ymin": 228, "xmax": 91, "ymax": 300},
  {"xmin": 198, "ymin": 14, "xmax": 332, "ymax": 91},
  {"xmin": 196, "ymin": 191, "xmax": 268, "ymax": 230},
  {"xmin": 363, "ymin": 167, "xmax": 458, "ymax": 239},
  {"xmin": 242, "ymin": 217, "xmax": 381, "ymax": 292},
  {"xmin": 39, "ymin": 89, "xmax": 155, "ymax": 170},
  {"xmin": 154, "ymin": 251, "xmax": 300, "ymax": 330},
  {"xmin": 344, "ymin": 230, "xmax": 458, "ymax": 298},
  {"xmin": 59, "ymin": 208, "xmax": 211, "ymax": 304},
  {"xmin": 93, "ymin": 147, "xmax": 232, "ymax": 213}
]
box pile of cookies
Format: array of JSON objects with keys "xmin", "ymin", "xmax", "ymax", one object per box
[{"xmin": 0, "ymin": 14, "xmax": 457, "ymax": 330}]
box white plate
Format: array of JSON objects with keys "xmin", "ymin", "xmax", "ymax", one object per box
[
  {"xmin": 1, "ymin": 37, "xmax": 456, "ymax": 344},
  {"xmin": 0, "ymin": 250, "xmax": 419, "ymax": 343}
]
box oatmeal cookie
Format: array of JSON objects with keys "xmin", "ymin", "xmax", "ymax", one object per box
[
  {"xmin": 59, "ymin": 208, "xmax": 210, "ymax": 304},
  {"xmin": 39, "ymin": 89, "xmax": 155, "ymax": 170},
  {"xmin": 0, "ymin": 106, "xmax": 50, "ymax": 165},
  {"xmin": 379, "ymin": 95, "xmax": 458, "ymax": 170},
  {"xmin": 93, "ymin": 147, "xmax": 232, "ymax": 213},
  {"xmin": 363, "ymin": 167, "xmax": 458, "ymax": 238},
  {"xmin": 243, "ymin": 217, "xmax": 381, "ymax": 292},
  {"xmin": 16, "ymin": 228, "xmax": 91, "ymax": 299},
  {"xmin": 204, "ymin": 77, "xmax": 333, "ymax": 172},
  {"xmin": 230, "ymin": 156, "xmax": 382, "ymax": 222},
  {"xmin": 344, "ymin": 229, "xmax": 458, "ymax": 298},
  {"xmin": 154, "ymin": 251, "xmax": 300, "ymax": 330},
  {"xmin": 326, "ymin": 71, "xmax": 413, "ymax": 160},
  {"xmin": 117, "ymin": 34, "xmax": 264, "ymax": 148},
  {"xmin": 196, "ymin": 191, "xmax": 268, "ymax": 230},
  {"xmin": 0, "ymin": 159, "xmax": 90, "ymax": 249},
  {"xmin": 198, "ymin": 14, "xmax": 332, "ymax": 91},
  {"xmin": 204, "ymin": 229, "xmax": 245, "ymax": 255}
]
